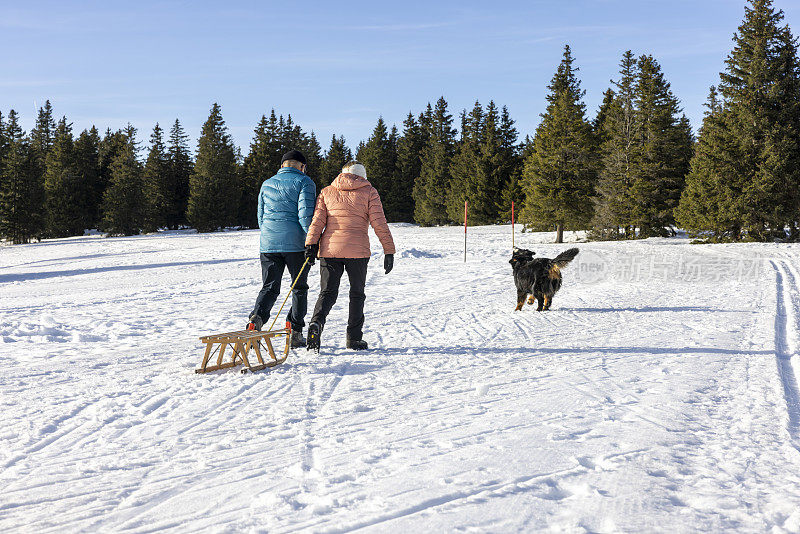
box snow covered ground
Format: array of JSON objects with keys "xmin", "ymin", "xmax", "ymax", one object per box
[{"xmin": 2, "ymin": 224, "xmax": 800, "ymax": 533}]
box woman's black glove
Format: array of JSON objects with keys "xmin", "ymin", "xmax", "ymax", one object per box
[
  {"xmin": 384, "ymin": 254, "xmax": 394, "ymax": 274},
  {"xmin": 305, "ymin": 244, "xmax": 319, "ymax": 265}
]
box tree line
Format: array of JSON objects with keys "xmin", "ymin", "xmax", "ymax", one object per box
[
  {"xmin": 1, "ymin": 0, "xmax": 797, "ymax": 244},
  {"xmin": 519, "ymin": 0, "xmax": 800, "ymax": 242}
]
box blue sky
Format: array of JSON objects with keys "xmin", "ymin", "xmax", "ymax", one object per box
[{"xmin": 2, "ymin": 0, "xmax": 799, "ymax": 154}]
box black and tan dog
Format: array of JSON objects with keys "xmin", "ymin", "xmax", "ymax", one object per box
[{"xmin": 510, "ymin": 247, "xmax": 579, "ymax": 311}]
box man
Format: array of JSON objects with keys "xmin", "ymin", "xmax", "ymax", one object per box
[
  {"xmin": 304, "ymin": 160, "xmax": 395, "ymax": 351},
  {"xmin": 248, "ymin": 149, "xmax": 316, "ymax": 348}
]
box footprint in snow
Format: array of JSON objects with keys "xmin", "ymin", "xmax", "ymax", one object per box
[
  {"xmin": 576, "ymin": 456, "xmax": 597, "ymax": 470},
  {"xmin": 550, "ymin": 427, "xmax": 593, "ymax": 441},
  {"xmin": 362, "ymin": 449, "xmax": 391, "ymax": 464},
  {"xmin": 537, "ymin": 480, "xmax": 572, "ymax": 501}
]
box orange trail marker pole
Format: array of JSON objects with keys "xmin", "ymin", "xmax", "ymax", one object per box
[{"xmin": 464, "ymin": 200, "xmax": 468, "ymax": 263}]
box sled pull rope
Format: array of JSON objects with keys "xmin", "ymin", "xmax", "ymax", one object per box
[{"xmin": 267, "ymin": 257, "xmax": 311, "ymax": 332}]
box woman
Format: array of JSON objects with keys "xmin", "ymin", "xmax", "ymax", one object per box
[{"xmin": 304, "ymin": 161, "xmax": 395, "ymax": 351}]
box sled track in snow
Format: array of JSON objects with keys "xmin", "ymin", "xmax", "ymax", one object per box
[
  {"xmin": 324, "ymin": 448, "xmax": 650, "ymax": 533},
  {"xmin": 770, "ymin": 260, "xmax": 800, "ymax": 449}
]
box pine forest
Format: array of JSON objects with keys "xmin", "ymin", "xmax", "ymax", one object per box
[{"xmin": 1, "ymin": 0, "xmax": 798, "ymax": 244}]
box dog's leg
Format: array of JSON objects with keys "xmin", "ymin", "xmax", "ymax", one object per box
[
  {"xmin": 527, "ymin": 295, "xmax": 536, "ymax": 305},
  {"xmin": 515, "ymin": 290, "xmax": 527, "ymax": 311},
  {"xmin": 536, "ymin": 297, "xmax": 544, "ymax": 312},
  {"xmin": 543, "ymin": 295, "xmax": 551, "ymax": 310}
]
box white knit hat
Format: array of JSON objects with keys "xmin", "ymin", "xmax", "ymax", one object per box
[{"xmin": 342, "ymin": 161, "xmax": 367, "ymax": 179}]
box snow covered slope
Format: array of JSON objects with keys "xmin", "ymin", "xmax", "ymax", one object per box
[{"xmin": 2, "ymin": 225, "xmax": 800, "ymax": 533}]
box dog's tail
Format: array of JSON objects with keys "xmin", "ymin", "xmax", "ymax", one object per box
[{"xmin": 551, "ymin": 248, "xmax": 579, "ymax": 270}]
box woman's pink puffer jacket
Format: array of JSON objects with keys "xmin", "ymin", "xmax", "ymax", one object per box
[{"xmin": 305, "ymin": 173, "xmax": 396, "ymax": 259}]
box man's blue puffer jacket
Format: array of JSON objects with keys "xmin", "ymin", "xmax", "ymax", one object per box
[{"xmin": 258, "ymin": 167, "xmax": 316, "ymax": 253}]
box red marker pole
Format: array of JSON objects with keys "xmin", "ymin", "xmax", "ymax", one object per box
[
  {"xmin": 511, "ymin": 200, "xmax": 515, "ymax": 250},
  {"xmin": 464, "ymin": 200, "xmax": 468, "ymax": 263}
]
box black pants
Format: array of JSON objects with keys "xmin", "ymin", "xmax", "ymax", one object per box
[
  {"xmin": 310, "ymin": 258, "xmax": 369, "ymax": 340},
  {"xmin": 251, "ymin": 252, "xmax": 309, "ymax": 330}
]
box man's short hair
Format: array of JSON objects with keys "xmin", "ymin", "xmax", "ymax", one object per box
[{"xmin": 282, "ymin": 159, "xmax": 304, "ymax": 168}]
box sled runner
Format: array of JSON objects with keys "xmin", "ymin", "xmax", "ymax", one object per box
[
  {"xmin": 196, "ymin": 258, "xmax": 310, "ymax": 374},
  {"xmin": 195, "ymin": 327, "xmax": 290, "ymax": 374}
]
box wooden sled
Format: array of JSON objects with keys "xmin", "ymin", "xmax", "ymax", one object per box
[{"xmin": 196, "ymin": 327, "xmax": 291, "ymax": 374}]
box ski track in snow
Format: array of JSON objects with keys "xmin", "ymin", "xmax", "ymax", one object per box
[
  {"xmin": 2, "ymin": 226, "xmax": 800, "ymax": 532},
  {"xmin": 771, "ymin": 259, "xmax": 800, "ymax": 448}
]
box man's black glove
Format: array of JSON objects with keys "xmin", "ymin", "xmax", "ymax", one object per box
[
  {"xmin": 384, "ymin": 254, "xmax": 394, "ymax": 274},
  {"xmin": 305, "ymin": 244, "xmax": 319, "ymax": 265}
]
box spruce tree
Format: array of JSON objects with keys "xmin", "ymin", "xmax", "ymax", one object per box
[
  {"xmin": 281, "ymin": 114, "xmax": 320, "ymax": 178},
  {"xmin": 356, "ymin": 117, "xmax": 397, "ymax": 206},
  {"xmin": 97, "ymin": 128, "xmax": 130, "ymax": 226},
  {"xmin": 241, "ymin": 115, "xmax": 277, "ymax": 228},
  {"xmin": 675, "ymin": 87, "xmax": 741, "ymax": 237},
  {"xmin": 0, "ymin": 112, "xmax": 4, "ymax": 209},
  {"xmin": 0, "ymin": 111, "xmax": 39, "ymax": 244},
  {"xmin": 281, "ymin": 115, "xmax": 303, "ymax": 150},
  {"xmin": 240, "ymin": 110, "xmax": 320, "ymax": 222},
  {"xmin": 498, "ymin": 172, "xmax": 523, "ymax": 222},
  {"xmin": 592, "ymin": 52, "xmax": 694, "ymax": 239},
  {"xmin": 166, "ymin": 119, "xmax": 192, "ymax": 228},
  {"xmin": 497, "ymin": 120, "xmax": 534, "ymax": 222},
  {"xmin": 503, "ymin": 135, "xmax": 535, "ymax": 221},
  {"xmin": 43, "ymin": 117, "xmax": 84, "ymax": 238},
  {"xmin": 26, "ymin": 101, "xmax": 56, "ymax": 237},
  {"xmin": 142, "ymin": 123, "xmax": 169, "ymax": 233},
  {"xmin": 448, "ymin": 101, "xmax": 485, "ymax": 223},
  {"xmin": 521, "ymin": 45, "xmax": 597, "ymax": 242},
  {"xmin": 385, "ymin": 125, "xmax": 406, "ymax": 221},
  {"xmin": 593, "ymin": 89, "xmax": 616, "ymax": 144},
  {"xmin": 302, "ymin": 131, "xmax": 323, "ymax": 190},
  {"xmin": 263, "ymin": 111, "xmax": 283, "ymax": 167},
  {"xmin": 413, "ymin": 97, "xmax": 456, "ymax": 226},
  {"xmin": 187, "ymin": 103, "xmax": 239, "ymax": 232},
  {"xmin": 677, "ymin": 0, "xmax": 800, "ymax": 241},
  {"xmin": 419, "ymin": 104, "xmax": 433, "ymax": 137},
  {"xmin": 101, "ymin": 127, "xmax": 145, "ymax": 236},
  {"xmin": 0, "ymin": 112, "xmax": 7, "ymax": 164},
  {"xmin": 72, "ymin": 127, "xmax": 101, "ymax": 232},
  {"xmin": 319, "ymin": 135, "xmax": 352, "ymax": 187},
  {"xmin": 479, "ymin": 101, "xmax": 507, "ymax": 222},
  {"xmin": 593, "ymin": 51, "xmax": 639, "ymax": 239},
  {"xmin": 496, "ymin": 105, "xmax": 521, "ymax": 219},
  {"xmin": 629, "ymin": 54, "xmax": 694, "ymax": 237},
  {"xmin": 394, "ymin": 113, "xmax": 425, "ymax": 222},
  {"xmin": 447, "ymin": 101, "xmax": 520, "ymax": 225},
  {"xmin": 30, "ymin": 101, "xmax": 56, "ymax": 170},
  {"xmin": 0, "ymin": 112, "xmax": 7, "ymax": 201}
]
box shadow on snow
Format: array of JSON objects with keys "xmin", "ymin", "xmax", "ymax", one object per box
[
  {"xmin": 0, "ymin": 258, "xmax": 251, "ymax": 283},
  {"xmin": 375, "ymin": 346, "xmax": 772, "ymax": 357}
]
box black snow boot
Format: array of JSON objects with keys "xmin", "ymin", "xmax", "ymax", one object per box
[
  {"xmin": 247, "ymin": 314, "xmax": 263, "ymax": 331},
  {"xmin": 346, "ymin": 337, "xmax": 368, "ymax": 351},
  {"xmin": 290, "ymin": 330, "xmax": 307, "ymax": 349},
  {"xmin": 307, "ymin": 322, "xmax": 322, "ymax": 352}
]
